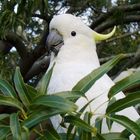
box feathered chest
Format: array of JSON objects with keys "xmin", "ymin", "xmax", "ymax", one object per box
[
  {"xmin": 48, "ymin": 42, "xmax": 99, "ymax": 93},
  {"xmin": 47, "ymin": 62, "xmax": 97, "ymax": 93},
  {"xmin": 47, "ymin": 38, "xmax": 100, "ymax": 93}
]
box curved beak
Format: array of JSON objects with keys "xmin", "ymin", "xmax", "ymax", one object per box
[{"xmin": 47, "ymin": 30, "xmax": 64, "ymax": 55}]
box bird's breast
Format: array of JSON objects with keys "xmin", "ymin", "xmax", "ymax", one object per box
[{"xmin": 47, "ymin": 63, "xmax": 97, "ymax": 94}]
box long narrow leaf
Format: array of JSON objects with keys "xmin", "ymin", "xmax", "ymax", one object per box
[
  {"xmin": 0, "ymin": 125, "xmax": 10, "ymax": 139},
  {"xmin": 79, "ymin": 130, "xmax": 92, "ymax": 140},
  {"xmin": 95, "ymin": 133, "xmax": 106, "ymax": 140},
  {"xmin": 25, "ymin": 84, "xmax": 37, "ymax": 101},
  {"xmin": 95, "ymin": 117, "xmax": 103, "ymax": 133},
  {"xmin": 0, "ymin": 114, "xmax": 9, "ymax": 121},
  {"xmin": 108, "ymin": 71, "xmax": 140, "ymax": 99},
  {"xmin": 10, "ymin": 113, "xmax": 21, "ymax": 140},
  {"xmin": 64, "ymin": 115, "xmax": 96, "ymax": 134},
  {"xmin": 0, "ymin": 79, "xmax": 17, "ymax": 98},
  {"xmin": 32, "ymin": 95, "xmax": 77, "ymax": 112},
  {"xmin": 108, "ymin": 115, "xmax": 140, "ymax": 139},
  {"xmin": 106, "ymin": 97, "xmax": 116, "ymax": 130},
  {"xmin": 55, "ymin": 90, "xmax": 85, "ymax": 101},
  {"xmin": 106, "ymin": 91, "xmax": 140, "ymax": 114},
  {"xmin": 66, "ymin": 98, "xmax": 96, "ymax": 138},
  {"xmin": 45, "ymin": 126, "xmax": 61, "ymax": 140},
  {"xmin": 37, "ymin": 63, "xmax": 54, "ymax": 95},
  {"xmin": 23, "ymin": 110, "xmax": 62, "ymax": 129},
  {"xmin": 121, "ymin": 118, "xmax": 140, "ymax": 138},
  {"xmin": 14, "ymin": 67, "xmax": 30, "ymax": 107},
  {"xmin": 0, "ymin": 94, "xmax": 23, "ymax": 111},
  {"xmin": 21, "ymin": 126, "xmax": 30, "ymax": 140},
  {"xmin": 72, "ymin": 54, "xmax": 124, "ymax": 94},
  {"xmin": 102, "ymin": 132, "xmax": 128, "ymax": 140}
]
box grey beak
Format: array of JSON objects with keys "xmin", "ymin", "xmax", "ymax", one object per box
[{"xmin": 47, "ymin": 30, "xmax": 64, "ymax": 55}]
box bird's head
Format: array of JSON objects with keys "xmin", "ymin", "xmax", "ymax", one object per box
[{"xmin": 47, "ymin": 14, "xmax": 116, "ymax": 55}]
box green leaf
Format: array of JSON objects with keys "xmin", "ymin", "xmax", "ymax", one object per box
[
  {"xmin": 66, "ymin": 124, "xmax": 75, "ymax": 140},
  {"xmin": 32, "ymin": 95, "xmax": 77, "ymax": 112},
  {"xmin": 0, "ymin": 125, "xmax": 10, "ymax": 140},
  {"xmin": 44, "ymin": 0, "xmax": 48, "ymax": 9},
  {"xmin": 23, "ymin": 110, "xmax": 62, "ymax": 129},
  {"xmin": 72, "ymin": 54, "xmax": 124, "ymax": 94},
  {"xmin": 45, "ymin": 126, "xmax": 61, "ymax": 140},
  {"xmin": 108, "ymin": 71, "xmax": 140, "ymax": 99},
  {"xmin": 25, "ymin": 84, "xmax": 37, "ymax": 101},
  {"xmin": 56, "ymin": 91, "xmax": 84, "ymax": 101},
  {"xmin": 10, "ymin": 113, "xmax": 21, "ymax": 140},
  {"xmin": 64, "ymin": 115, "xmax": 96, "ymax": 134},
  {"xmin": 106, "ymin": 97, "xmax": 116, "ymax": 130},
  {"xmin": 14, "ymin": 67, "xmax": 30, "ymax": 107},
  {"xmin": 106, "ymin": 91, "xmax": 140, "ymax": 114},
  {"xmin": 0, "ymin": 79, "xmax": 17, "ymax": 98},
  {"xmin": 102, "ymin": 132, "xmax": 128, "ymax": 140},
  {"xmin": 0, "ymin": 94, "xmax": 23, "ymax": 111},
  {"xmin": 78, "ymin": 97, "xmax": 98, "ymax": 115},
  {"xmin": 21, "ymin": 126, "xmax": 30, "ymax": 140},
  {"xmin": 79, "ymin": 130, "xmax": 92, "ymax": 140},
  {"xmin": 60, "ymin": 133, "xmax": 79, "ymax": 140},
  {"xmin": 121, "ymin": 118, "xmax": 140, "ymax": 138},
  {"xmin": 37, "ymin": 63, "xmax": 54, "ymax": 95},
  {"xmin": 78, "ymin": 113, "xmax": 93, "ymax": 140},
  {"xmin": 93, "ymin": 133, "xmax": 106, "ymax": 140},
  {"xmin": 84, "ymin": 112, "xmax": 92, "ymax": 124},
  {"xmin": 0, "ymin": 114, "xmax": 9, "ymax": 121},
  {"xmin": 66, "ymin": 98, "xmax": 96, "ymax": 138},
  {"xmin": 95, "ymin": 117, "xmax": 103, "ymax": 133},
  {"xmin": 108, "ymin": 115, "xmax": 140, "ymax": 139}
]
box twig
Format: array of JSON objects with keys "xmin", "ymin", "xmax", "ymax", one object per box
[
  {"xmin": 99, "ymin": 53, "xmax": 136, "ymax": 63},
  {"xmin": 91, "ymin": 3, "xmax": 140, "ymax": 30}
]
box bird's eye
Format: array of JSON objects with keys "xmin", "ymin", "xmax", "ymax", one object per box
[{"xmin": 71, "ymin": 31, "xmax": 76, "ymax": 36}]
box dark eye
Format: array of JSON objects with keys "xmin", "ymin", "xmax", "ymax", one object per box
[{"xmin": 71, "ymin": 31, "xmax": 76, "ymax": 36}]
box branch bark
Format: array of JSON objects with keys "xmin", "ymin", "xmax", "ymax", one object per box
[
  {"xmin": 19, "ymin": 24, "xmax": 49, "ymax": 79},
  {"xmin": 103, "ymin": 30, "xmax": 140, "ymax": 44},
  {"xmin": 99, "ymin": 53, "xmax": 136, "ymax": 63},
  {"xmin": 0, "ymin": 40, "xmax": 12, "ymax": 55},
  {"xmin": 93, "ymin": 15, "xmax": 140, "ymax": 32},
  {"xmin": 24, "ymin": 55, "xmax": 50, "ymax": 81},
  {"xmin": 114, "ymin": 47, "xmax": 140, "ymax": 78},
  {"xmin": 2, "ymin": 32, "xmax": 28, "ymax": 59},
  {"xmin": 91, "ymin": 3, "xmax": 140, "ymax": 31}
]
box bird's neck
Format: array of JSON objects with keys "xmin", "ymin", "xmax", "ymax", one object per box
[{"xmin": 53, "ymin": 35, "xmax": 100, "ymax": 68}]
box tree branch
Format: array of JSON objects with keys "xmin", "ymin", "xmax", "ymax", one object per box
[
  {"xmin": 103, "ymin": 29, "xmax": 140, "ymax": 44},
  {"xmin": 114, "ymin": 47, "xmax": 140, "ymax": 78},
  {"xmin": 32, "ymin": 14, "xmax": 51, "ymax": 21},
  {"xmin": 2, "ymin": 32, "xmax": 28, "ymax": 59},
  {"xmin": 99, "ymin": 53, "xmax": 136, "ymax": 63},
  {"xmin": 24, "ymin": 55, "xmax": 50, "ymax": 81},
  {"xmin": 0, "ymin": 40, "xmax": 12, "ymax": 55},
  {"xmin": 19, "ymin": 24, "xmax": 49, "ymax": 79},
  {"xmin": 93, "ymin": 15, "xmax": 140, "ymax": 32},
  {"xmin": 90, "ymin": 3, "xmax": 140, "ymax": 30}
]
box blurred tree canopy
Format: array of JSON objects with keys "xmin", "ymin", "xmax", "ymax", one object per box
[{"xmin": 0, "ymin": 0, "xmax": 140, "ymax": 84}]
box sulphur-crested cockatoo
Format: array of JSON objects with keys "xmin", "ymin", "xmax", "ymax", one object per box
[{"xmin": 46, "ymin": 14, "xmax": 139, "ymax": 136}]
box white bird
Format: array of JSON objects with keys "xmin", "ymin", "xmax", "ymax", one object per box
[{"xmin": 46, "ymin": 14, "xmax": 139, "ymax": 137}]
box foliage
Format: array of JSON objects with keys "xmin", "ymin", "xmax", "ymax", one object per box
[
  {"xmin": 0, "ymin": 51, "xmax": 18, "ymax": 82},
  {"xmin": 0, "ymin": 1, "xmax": 140, "ymax": 139},
  {"xmin": 0, "ymin": 0, "xmax": 140, "ymax": 82},
  {"xmin": 0, "ymin": 55, "xmax": 140, "ymax": 139}
]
